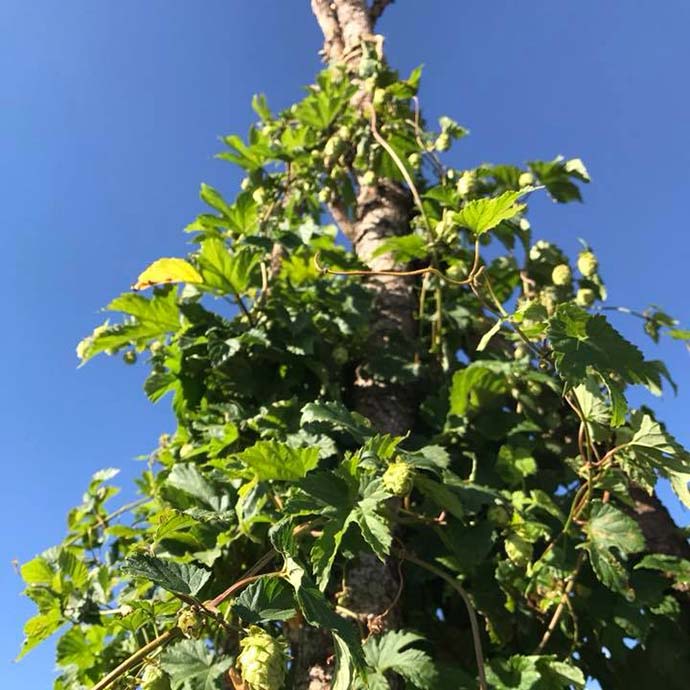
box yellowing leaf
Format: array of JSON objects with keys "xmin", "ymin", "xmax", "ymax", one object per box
[{"xmin": 132, "ymin": 258, "xmax": 203, "ymax": 291}]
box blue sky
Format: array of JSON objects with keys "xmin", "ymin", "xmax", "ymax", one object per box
[{"xmin": 2, "ymin": 1, "xmax": 689, "ymax": 687}]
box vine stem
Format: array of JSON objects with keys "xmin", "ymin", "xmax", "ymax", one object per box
[
  {"xmin": 313, "ymin": 243, "xmax": 480, "ymax": 286},
  {"xmin": 92, "ymin": 627, "xmax": 181, "ymax": 690},
  {"xmin": 534, "ymin": 553, "xmax": 584, "ymax": 654},
  {"xmin": 400, "ymin": 551, "xmax": 488, "ymax": 690}
]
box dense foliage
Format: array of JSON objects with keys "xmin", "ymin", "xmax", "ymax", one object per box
[{"xmin": 18, "ymin": 18, "xmax": 690, "ymax": 690}]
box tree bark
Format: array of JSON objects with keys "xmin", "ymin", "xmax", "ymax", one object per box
[{"xmin": 302, "ymin": 2, "xmax": 414, "ymax": 688}]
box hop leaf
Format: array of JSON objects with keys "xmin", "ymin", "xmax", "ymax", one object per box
[
  {"xmin": 577, "ymin": 251, "xmax": 598, "ymax": 277},
  {"xmin": 382, "ymin": 461, "xmax": 414, "ymax": 496},
  {"xmin": 551, "ymin": 263, "xmax": 572, "ymax": 286},
  {"xmin": 237, "ymin": 626, "xmax": 288, "ymax": 690}
]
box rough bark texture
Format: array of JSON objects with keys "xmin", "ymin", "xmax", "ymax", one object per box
[{"xmin": 303, "ymin": 2, "xmax": 413, "ymax": 688}]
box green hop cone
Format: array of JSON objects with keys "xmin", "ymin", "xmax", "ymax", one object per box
[
  {"xmin": 576, "ymin": 287, "xmax": 596, "ymax": 307},
  {"xmin": 237, "ymin": 626, "xmax": 288, "ymax": 690},
  {"xmin": 577, "ymin": 250, "xmax": 598, "ymax": 277},
  {"xmin": 407, "ymin": 152, "xmax": 422, "ymax": 169},
  {"xmin": 382, "ymin": 460, "xmax": 414, "ymax": 496},
  {"xmin": 122, "ymin": 350, "xmax": 137, "ymax": 365},
  {"xmin": 551, "ymin": 263, "xmax": 572, "ymax": 286},
  {"xmin": 177, "ymin": 607, "xmax": 202, "ymax": 639},
  {"xmin": 539, "ymin": 287, "xmax": 559, "ymax": 316},
  {"xmin": 518, "ymin": 171, "xmax": 534, "ymax": 187},
  {"xmin": 141, "ymin": 665, "xmax": 171, "ymax": 690},
  {"xmin": 456, "ymin": 170, "xmax": 476, "ymax": 197}
]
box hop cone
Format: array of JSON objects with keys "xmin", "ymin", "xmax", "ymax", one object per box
[
  {"xmin": 383, "ymin": 461, "xmax": 414, "ymax": 496},
  {"xmin": 237, "ymin": 626, "xmax": 288, "ymax": 690},
  {"xmin": 577, "ymin": 251, "xmax": 598, "ymax": 277}
]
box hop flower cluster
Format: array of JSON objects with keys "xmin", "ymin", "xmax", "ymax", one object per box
[
  {"xmin": 382, "ymin": 460, "xmax": 415, "ymax": 496},
  {"xmin": 140, "ymin": 665, "xmax": 171, "ymax": 690},
  {"xmin": 177, "ymin": 608, "xmax": 202, "ymax": 639},
  {"xmin": 551, "ymin": 263, "xmax": 572, "ymax": 286},
  {"xmin": 577, "ymin": 251, "xmax": 598, "ymax": 277},
  {"xmin": 237, "ymin": 626, "xmax": 288, "ymax": 690}
]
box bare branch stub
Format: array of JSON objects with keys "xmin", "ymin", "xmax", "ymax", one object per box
[{"xmin": 369, "ymin": 0, "xmax": 395, "ymax": 26}]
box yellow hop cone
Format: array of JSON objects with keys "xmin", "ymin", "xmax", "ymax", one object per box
[
  {"xmin": 576, "ymin": 288, "xmax": 596, "ymax": 307},
  {"xmin": 577, "ymin": 251, "xmax": 598, "ymax": 277},
  {"xmin": 551, "ymin": 263, "xmax": 572, "ymax": 286},
  {"xmin": 382, "ymin": 460, "xmax": 414, "ymax": 496},
  {"xmin": 237, "ymin": 626, "xmax": 288, "ymax": 690}
]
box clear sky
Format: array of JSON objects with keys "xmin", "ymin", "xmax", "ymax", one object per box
[{"xmin": 2, "ymin": 1, "xmax": 689, "ymax": 687}]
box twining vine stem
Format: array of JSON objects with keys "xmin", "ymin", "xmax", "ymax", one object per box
[{"xmin": 399, "ymin": 550, "xmax": 488, "ymax": 690}]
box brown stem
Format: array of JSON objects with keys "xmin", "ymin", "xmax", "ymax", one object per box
[
  {"xmin": 92, "ymin": 627, "xmax": 181, "ymax": 690},
  {"xmin": 535, "ymin": 554, "xmax": 584, "ymax": 654}
]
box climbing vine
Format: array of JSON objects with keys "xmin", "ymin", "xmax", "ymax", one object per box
[{"xmin": 17, "ymin": 8, "xmax": 690, "ymax": 690}]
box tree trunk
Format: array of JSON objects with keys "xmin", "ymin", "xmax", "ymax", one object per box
[{"xmin": 297, "ymin": 2, "xmax": 414, "ymax": 688}]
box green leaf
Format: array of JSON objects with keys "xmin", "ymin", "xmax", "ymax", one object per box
[
  {"xmin": 161, "ymin": 639, "xmax": 233, "ymax": 690},
  {"xmin": 372, "ymin": 233, "xmax": 428, "ymax": 261},
  {"xmin": 670, "ymin": 471, "xmax": 690, "ymax": 508},
  {"xmin": 274, "ymin": 533, "xmax": 364, "ymax": 689},
  {"xmin": 449, "ymin": 361, "xmax": 509, "ymax": 417},
  {"xmin": 21, "ymin": 556, "xmax": 54, "ymax": 587},
  {"xmin": 197, "ymin": 239, "xmax": 260, "ymax": 295},
  {"xmin": 232, "ymin": 576, "xmax": 296, "ymax": 623},
  {"xmin": 415, "ymin": 475, "xmax": 464, "ymax": 519},
  {"xmin": 153, "ymin": 509, "xmax": 200, "ymax": 543},
  {"xmin": 572, "ymin": 377, "xmax": 611, "ymax": 439},
  {"xmin": 635, "ymin": 554, "xmax": 690, "ymax": 584},
  {"xmin": 123, "ymin": 554, "xmax": 211, "ymax": 596},
  {"xmin": 301, "ymin": 401, "xmax": 373, "ymax": 442},
  {"xmin": 78, "ymin": 290, "xmax": 180, "ymax": 362},
  {"xmin": 529, "ymin": 157, "xmax": 587, "ymax": 203},
  {"xmin": 362, "ymin": 630, "xmax": 437, "ymax": 689},
  {"xmin": 166, "ymin": 464, "xmax": 228, "ymax": 512},
  {"xmin": 584, "ymin": 500, "xmax": 644, "ymax": 596},
  {"xmin": 455, "ymin": 190, "xmax": 526, "ymax": 236},
  {"xmin": 200, "ymin": 183, "xmax": 233, "ymax": 216},
  {"xmin": 17, "ymin": 608, "xmax": 62, "ymax": 659},
  {"xmin": 486, "ymin": 655, "xmax": 585, "ymax": 689},
  {"xmin": 548, "ymin": 304, "xmax": 670, "ymax": 425},
  {"xmin": 237, "ymin": 441, "xmax": 320, "ymax": 481},
  {"xmin": 353, "ymin": 487, "xmax": 393, "ymax": 560}
]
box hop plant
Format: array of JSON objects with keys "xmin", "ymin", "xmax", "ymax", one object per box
[
  {"xmin": 539, "ymin": 287, "xmax": 559, "ymax": 316},
  {"xmin": 577, "ymin": 250, "xmax": 598, "ymax": 277},
  {"xmin": 382, "ymin": 460, "xmax": 414, "ymax": 496},
  {"xmin": 551, "ymin": 263, "xmax": 572, "ymax": 286},
  {"xmin": 140, "ymin": 665, "xmax": 171, "ymax": 690},
  {"xmin": 456, "ymin": 170, "xmax": 476, "ymax": 197},
  {"xmin": 576, "ymin": 287, "xmax": 596, "ymax": 307},
  {"xmin": 237, "ymin": 626, "xmax": 288, "ymax": 690},
  {"xmin": 177, "ymin": 607, "xmax": 202, "ymax": 639},
  {"xmin": 518, "ymin": 171, "xmax": 534, "ymax": 187}
]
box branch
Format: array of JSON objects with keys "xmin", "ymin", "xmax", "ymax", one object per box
[
  {"xmin": 92, "ymin": 627, "xmax": 181, "ymax": 690},
  {"xmin": 369, "ymin": 0, "xmax": 394, "ymax": 26}
]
